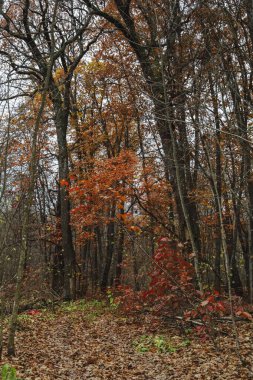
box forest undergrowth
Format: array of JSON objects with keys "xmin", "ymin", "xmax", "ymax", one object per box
[{"xmin": 0, "ymin": 298, "xmax": 253, "ymax": 380}]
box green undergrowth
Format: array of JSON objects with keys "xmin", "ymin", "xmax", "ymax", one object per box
[
  {"xmin": 133, "ymin": 334, "xmax": 190, "ymax": 354},
  {"xmin": 1, "ymin": 364, "xmax": 22, "ymax": 380},
  {"xmin": 59, "ymin": 299, "xmax": 107, "ymax": 321},
  {"xmin": 60, "ymin": 299, "xmax": 105, "ymax": 312},
  {"xmin": 7, "ymin": 299, "xmax": 109, "ymax": 330}
]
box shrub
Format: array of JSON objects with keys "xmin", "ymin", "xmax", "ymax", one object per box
[
  {"xmin": 116, "ymin": 237, "xmax": 195, "ymax": 315},
  {"xmin": 1, "ymin": 364, "xmax": 21, "ymax": 380},
  {"xmin": 142, "ymin": 237, "xmax": 194, "ymax": 314}
]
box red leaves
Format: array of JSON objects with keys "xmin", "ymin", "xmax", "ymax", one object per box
[
  {"xmin": 187, "ymin": 291, "xmax": 227, "ymax": 323},
  {"xmin": 185, "ymin": 292, "xmax": 253, "ymax": 328},
  {"xmin": 129, "ymin": 237, "xmax": 195, "ymax": 315},
  {"xmin": 148, "ymin": 238, "xmax": 194, "ymax": 294},
  {"xmin": 215, "ymin": 302, "xmax": 226, "ymax": 313},
  {"xmin": 115, "ymin": 286, "xmax": 144, "ymax": 313},
  {"xmin": 60, "ymin": 179, "xmax": 69, "ymax": 187},
  {"xmin": 25, "ymin": 309, "xmax": 41, "ymax": 316},
  {"xmin": 236, "ymin": 310, "xmax": 253, "ymax": 321}
]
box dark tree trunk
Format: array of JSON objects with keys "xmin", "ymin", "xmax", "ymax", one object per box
[
  {"xmin": 50, "ymin": 80, "xmax": 76, "ymax": 300},
  {"xmin": 100, "ymin": 204, "xmax": 116, "ymax": 292},
  {"xmin": 51, "ymin": 188, "xmax": 64, "ymax": 294},
  {"xmin": 115, "ymin": 216, "xmax": 125, "ymax": 287}
]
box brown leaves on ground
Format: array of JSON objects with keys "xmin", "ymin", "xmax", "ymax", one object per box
[{"xmin": 1, "ymin": 301, "xmax": 253, "ymax": 379}]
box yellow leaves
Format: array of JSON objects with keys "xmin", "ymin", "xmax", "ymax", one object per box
[
  {"xmin": 86, "ymin": 60, "xmax": 107, "ymax": 73},
  {"xmin": 74, "ymin": 61, "xmax": 108, "ymax": 81},
  {"xmin": 53, "ymin": 67, "xmax": 65, "ymax": 82},
  {"xmin": 189, "ymin": 189, "xmax": 213, "ymax": 209},
  {"xmin": 33, "ymin": 92, "xmax": 43, "ymax": 104}
]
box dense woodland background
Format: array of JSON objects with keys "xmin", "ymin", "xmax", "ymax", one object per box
[{"xmin": 1, "ymin": 0, "xmax": 253, "ymax": 358}]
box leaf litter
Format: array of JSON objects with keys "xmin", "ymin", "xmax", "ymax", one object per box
[{"xmin": 0, "ymin": 301, "xmax": 253, "ymax": 379}]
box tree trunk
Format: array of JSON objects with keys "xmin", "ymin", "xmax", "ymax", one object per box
[
  {"xmin": 50, "ymin": 81, "xmax": 76, "ymax": 300},
  {"xmin": 115, "ymin": 211, "xmax": 125, "ymax": 287},
  {"xmin": 100, "ymin": 203, "xmax": 116, "ymax": 292}
]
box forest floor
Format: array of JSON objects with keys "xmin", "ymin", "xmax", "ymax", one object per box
[{"xmin": 1, "ymin": 299, "xmax": 253, "ymax": 380}]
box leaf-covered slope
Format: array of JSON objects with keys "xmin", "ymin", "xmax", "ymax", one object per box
[{"xmin": 0, "ymin": 301, "xmax": 252, "ymax": 379}]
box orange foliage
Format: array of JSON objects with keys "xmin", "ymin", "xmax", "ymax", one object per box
[{"xmin": 69, "ymin": 150, "xmax": 137, "ymax": 242}]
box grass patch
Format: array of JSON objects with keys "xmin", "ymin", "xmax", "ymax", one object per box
[
  {"xmin": 133, "ymin": 335, "xmax": 190, "ymax": 354},
  {"xmin": 1, "ymin": 364, "xmax": 22, "ymax": 380},
  {"xmin": 59, "ymin": 299, "xmax": 106, "ymax": 314}
]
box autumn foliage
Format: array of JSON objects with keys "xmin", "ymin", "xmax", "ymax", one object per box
[
  {"xmin": 68, "ymin": 150, "xmax": 137, "ymax": 242},
  {"xmin": 116, "ymin": 238, "xmax": 194, "ymax": 314},
  {"xmin": 2, "ymin": 0, "xmax": 253, "ymax": 363},
  {"xmin": 142, "ymin": 238, "xmax": 194, "ymax": 314}
]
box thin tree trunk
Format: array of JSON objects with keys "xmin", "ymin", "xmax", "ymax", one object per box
[
  {"xmin": 115, "ymin": 206, "xmax": 125, "ymax": 287},
  {"xmin": 7, "ymin": 19, "xmax": 57, "ymax": 352},
  {"xmin": 209, "ymin": 74, "xmax": 222, "ymax": 291},
  {"xmin": 0, "ymin": 291, "xmax": 4, "ymax": 359},
  {"xmin": 7, "ymin": 85, "xmax": 48, "ymax": 357},
  {"xmin": 100, "ymin": 203, "xmax": 116, "ymax": 292}
]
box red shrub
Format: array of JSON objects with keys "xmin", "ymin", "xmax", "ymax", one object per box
[
  {"xmin": 143, "ymin": 237, "xmax": 194, "ymax": 314},
  {"xmin": 116, "ymin": 237, "xmax": 195, "ymax": 315}
]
